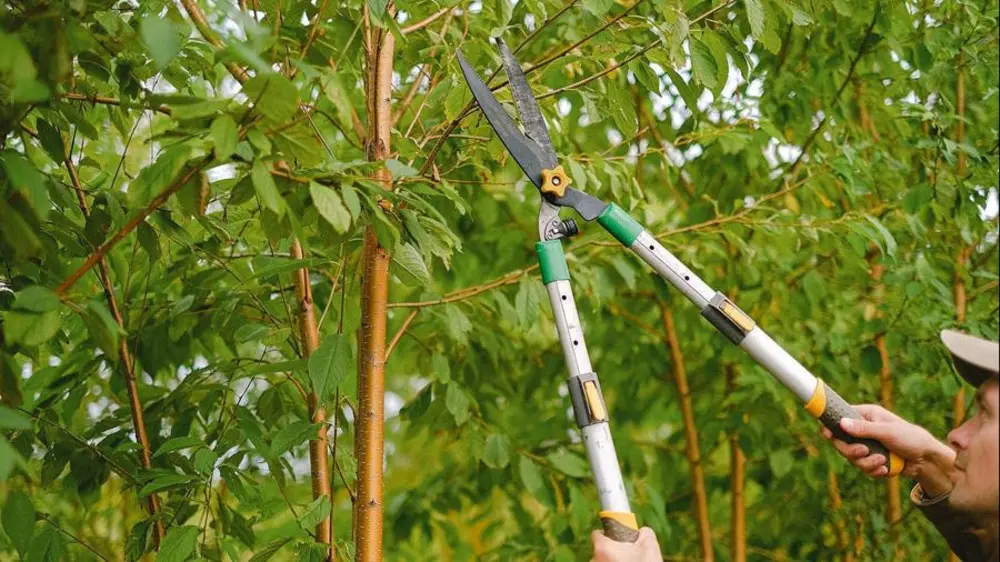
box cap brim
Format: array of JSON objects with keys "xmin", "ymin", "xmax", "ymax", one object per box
[{"xmin": 941, "ymin": 330, "xmax": 1000, "ymax": 387}]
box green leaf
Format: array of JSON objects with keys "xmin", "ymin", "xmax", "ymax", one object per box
[
  {"xmin": 386, "ymin": 159, "xmax": 418, "ymax": 179},
  {"xmin": 36, "ymin": 120, "xmax": 66, "ymax": 163},
  {"xmin": 310, "ymin": 182, "xmax": 351, "ymax": 233},
  {"xmin": 14, "ymin": 286, "xmax": 60, "ymax": 313},
  {"xmin": 0, "ymin": 406, "xmax": 31, "ymax": 430},
  {"xmin": 25, "ymin": 524, "xmax": 64, "ymax": 562},
  {"xmin": 341, "ymin": 184, "xmax": 362, "ymax": 219},
  {"xmin": 158, "ymin": 525, "xmax": 199, "ymax": 562},
  {"xmin": 583, "ymin": 0, "xmax": 614, "ymax": 16},
  {"xmin": 701, "ymin": 30, "xmax": 730, "ymax": 94},
  {"xmin": 444, "ymin": 85, "xmax": 469, "ymax": 121},
  {"xmin": 606, "ymin": 81, "xmax": 638, "ymax": 138},
  {"xmin": 269, "ymin": 421, "xmax": 317, "ymax": 457},
  {"xmin": 3, "ymin": 310, "xmax": 60, "ymax": 347},
  {"xmin": 248, "ymin": 538, "xmax": 292, "ymax": 562},
  {"xmin": 391, "ymin": 242, "xmax": 430, "ymax": 286},
  {"xmin": 308, "ymin": 334, "xmax": 352, "ymax": 402},
  {"xmin": 81, "ymin": 301, "xmax": 122, "ymax": 359},
  {"xmin": 2, "ymin": 490, "xmax": 35, "ymax": 557},
  {"xmin": 446, "ymin": 383, "xmax": 470, "ymax": 425},
  {"xmin": 140, "ymin": 16, "xmax": 182, "ymax": 70},
  {"xmin": 690, "ymin": 37, "xmax": 720, "ymax": 90},
  {"xmin": 664, "ymin": 67, "xmax": 699, "ymax": 112},
  {"xmin": 273, "ymin": 124, "xmax": 323, "ymax": 167},
  {"xmin": 251, "ymin": 160, "xmax": 286, "ymax": 216},
  {"xmin": 547, "ymin": 450, "xmax": 589, "ymax": 478},
  {"xmin": 1, "ymin": 149, "xmax": 49, "ymax": 218},
  {"xmin": 243, "ymin": 74, "xmax": 300, "ymax": 124},
  {"xmin": 139, "ymin": 473, "xmax": 198, "ymax": 497},
  {"xmin": 518, "ymin": 455, "xmax": 546, "ymax": 498},
  {"xmin": 296, "ymin": 496, "xmax": 331, "ymax": 530},
  {"xmin": 153, "ymin": 436, "xmax": 205, "ymax": 458},
  {"xmin": 743, "ymin": 0, "xmax": 781, "ymax": 53},
  {"xmin": 211, "ymin": 115, "xmax": 239, "ymax": 161},
  {"xmin": 769, "ymin": 449, "xmax": 793, "ymax": 478},
  {"xmin": 431, "ymin": 353, "xmax": 451, "ymax": 383},
  {"xmin": 193, "ymin": 448, "xmax": 218, "ymax": 475},
  {"xmin": 324, "ymin": 75, "xmax": 354, "ymax": 130},
  {"xmin": 482, "ymin": 433, "xmax": 510, "ymax": 469},
  {"xmin": 125, "ymin": 520, "xmax": 150, "ymax": 562}
]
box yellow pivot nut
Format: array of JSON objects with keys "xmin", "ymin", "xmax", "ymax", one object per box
[{"xmin": 540, "ymin": 165, "xmax": 572, "ymax": 198}]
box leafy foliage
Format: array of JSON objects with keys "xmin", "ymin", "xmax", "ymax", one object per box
[{"xmin": 1, "ymin": 0, "xmax": 998, "ymax": 561}]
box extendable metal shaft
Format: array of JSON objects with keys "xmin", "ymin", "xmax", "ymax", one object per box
[{"xmin": 537, "ymin": 240, "xmax": 639, "ymax": 542}]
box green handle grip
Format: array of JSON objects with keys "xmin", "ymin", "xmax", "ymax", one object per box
[
  {"xmin": 807, "ymin": 381, "xmax": 905, "ymax": 476},
  {"xmin": 600, "ymin": 511, "xmax": 639, "ymax": 543}
]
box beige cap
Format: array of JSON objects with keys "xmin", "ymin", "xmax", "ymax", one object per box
[{"xmin": 941, "ymin": 329, "xmax": 1000, "ymax": 387}]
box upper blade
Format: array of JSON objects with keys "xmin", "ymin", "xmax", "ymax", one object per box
[
  {"xmin": 496, "ymin": 39, "xmax": 558, "ymax": 168},
  {"xmin": 456, "ymin": 50, "xmax": 549, "ymax": 188}
]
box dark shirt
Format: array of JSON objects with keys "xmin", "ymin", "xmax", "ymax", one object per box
[{"xmin": 912, "ymin": 484, "xmax": 999, "ymax": 562}]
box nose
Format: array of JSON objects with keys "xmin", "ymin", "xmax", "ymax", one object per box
[{"xmin": 948, "ymin": 420, "xmax": 972, "ymax": 451}]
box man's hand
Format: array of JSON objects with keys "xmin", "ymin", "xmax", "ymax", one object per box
[
  {"xmin": 821, "ymin": 404, "xmax": 957, "ymax": 496},
  {"xmin": 591, "ymin": 527, "xmax": 662, "ymax": 562}
]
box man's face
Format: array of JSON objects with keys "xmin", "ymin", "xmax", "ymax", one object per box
[{"xmin": 947, "ymin": 378, "xmax": 1000, "ymax": 513}]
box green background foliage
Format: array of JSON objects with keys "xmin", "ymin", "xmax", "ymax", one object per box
[{"xmin": 1, "ymin": 0, "xmax": 998, "ymax": 560}]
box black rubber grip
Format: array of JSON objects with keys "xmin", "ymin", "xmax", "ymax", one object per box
[
  {"xmin": 819, "ymin": 383, "xmax": 895, "ymax": 472},
  {"xmin": 601, "ymin": 516, "xmax": 640, "ymax": 543}
]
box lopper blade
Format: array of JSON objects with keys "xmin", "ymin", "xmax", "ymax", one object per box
[
  {"xmin": 456, "ymin": 49, "xmax": 550, "ymax": 188},
  {"xmin": 496, "ymin": 38, "xmax": 558, "ymax": 168}
]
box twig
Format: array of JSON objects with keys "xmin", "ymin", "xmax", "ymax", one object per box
[
  {"xmin": 388, "ymin": 268, "xmax": 527, "ymax": 308},
  {"xmin": 63, "ymin": 92, "xmax": 172, "ymax": 115},
  {"xmin": 402, "ymin": 7, "xmax": 450, "ymax": 34},
  {"xmin": 37, "ymin": 513, "xmax": 111, "ymax": 562},
  {"xmin": 178, "ymin": 0, "xmax": 250, "ymax": 83},
  {"xmin": 385, "ymin": 308, "xmax": 419, "ymax": 361},
  {"xmin": 55, "ymin": 155, "xmax": 213, "ymax": 296},
  {"xmin": 18, "ymin": 408, "xmax": 138, "ymax": 484},
  {"xmin": 782, "ymin": 5, "xmax": 880, "ymax": 181}
]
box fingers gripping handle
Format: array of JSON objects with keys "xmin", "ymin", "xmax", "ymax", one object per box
[
  {"xmin": 806, "ymin": 381, "xmax": 905, "ymax": 476},
  {"xmin": 600, "ymin": 511, "xmax": 640, "ymax": 543}
]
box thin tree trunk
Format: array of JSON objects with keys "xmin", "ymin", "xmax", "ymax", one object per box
[
  {"xmin": 355, "ymin": 19, "xmax": 395, "ymax": 562},
  {"xmin": 726, "ymin": 364, "xmax": 745, "ymax": 562},
  {"xmin": 292, "ymin": 240, "xmax": 334, "ymax": 559},
  {"xmin": 828, "ymin": 470, "xmax": 854, "ymax": 562},
  {"xmin": 868, "ymin": 250, "xmax": 902, "ymax": 555},
  {"xmin": 63, "ymin": 146, "xmax": 165, "ymax": 549},
  {"xmin": 956, "ymin": 53, "xmax": 966, "ymax": 176},
  {"xmin": 660, "ymin": 303, "xmax": 713, "ymax": 562},
  {"xmin": 947, "ymin": 245, "xmax": 971, "ymax": 562}
]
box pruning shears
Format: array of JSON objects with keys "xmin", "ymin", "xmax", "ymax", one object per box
[{"xmin": 457, "ymin": 39, "xmax": 903, "ymax": 543}]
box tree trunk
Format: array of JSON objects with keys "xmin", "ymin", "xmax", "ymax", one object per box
[
  {"xmin": 354, "ymin": 20, "xmax": 395, "ymax": 562},
  {"xmin": 868, "ymin": 250, "xmax": 902, "ymax": 556},
  {"xmin": 661, "ymin": 304, "xmax": 714, "ymax": 561},
  {"xmin": 292, "ymin": 240, "xmax": 334, "ymax": 559},
  {"xmin": 828, "ymin": 470, "xmax": 854, "ymax": 562}
]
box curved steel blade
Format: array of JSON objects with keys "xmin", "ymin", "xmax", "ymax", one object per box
[
  {"xmin": 496, "ymin": 38, "xmax": 558, "ymax": 167},
  {"xmin": 456, "ymin": 50, "xmax": 548, "ymax": 188}
]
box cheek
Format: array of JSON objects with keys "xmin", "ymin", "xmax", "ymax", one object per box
[{"xmin": 971, "ymin": 422, "xmax": 1000, "ymax": 472}]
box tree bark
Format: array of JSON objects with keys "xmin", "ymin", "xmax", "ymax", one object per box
[
  {"xmin": 292, "ymin": 240, "xmax": 334, "ymax": 560},
  {"xmin": 354, "ymin": 19, "xmax": 395, "ymax": 562},
  {"xmin": 726, "ymin": 364, "xmax": 745, "ymax": 562},
  {"xmin": 947, "ymin": 245, "xmax": 971, "ymax": 562},
  {"xmin": 868, "ymin": 250, "xmax": 902, "ymax": 555},
  {"xmin": 661, "ymin": 303, "xmax": 713, "ymax": 562},
  {"xmin": 828, "ymin": 470, "xmax": 855, "ymax": 562}
]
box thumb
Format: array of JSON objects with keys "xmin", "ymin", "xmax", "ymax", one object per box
[{"xmin": 840, "ymin": 417, "xmax": 890, "ymax": 440}]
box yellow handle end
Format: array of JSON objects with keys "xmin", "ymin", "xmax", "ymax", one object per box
[
  {"xmin": 887, "ymin": 452, "xmax": 905, "ymax": 477},
  {"xmin": 598, "ymin": 510, "xmax": 638, "ymax": 530}
]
